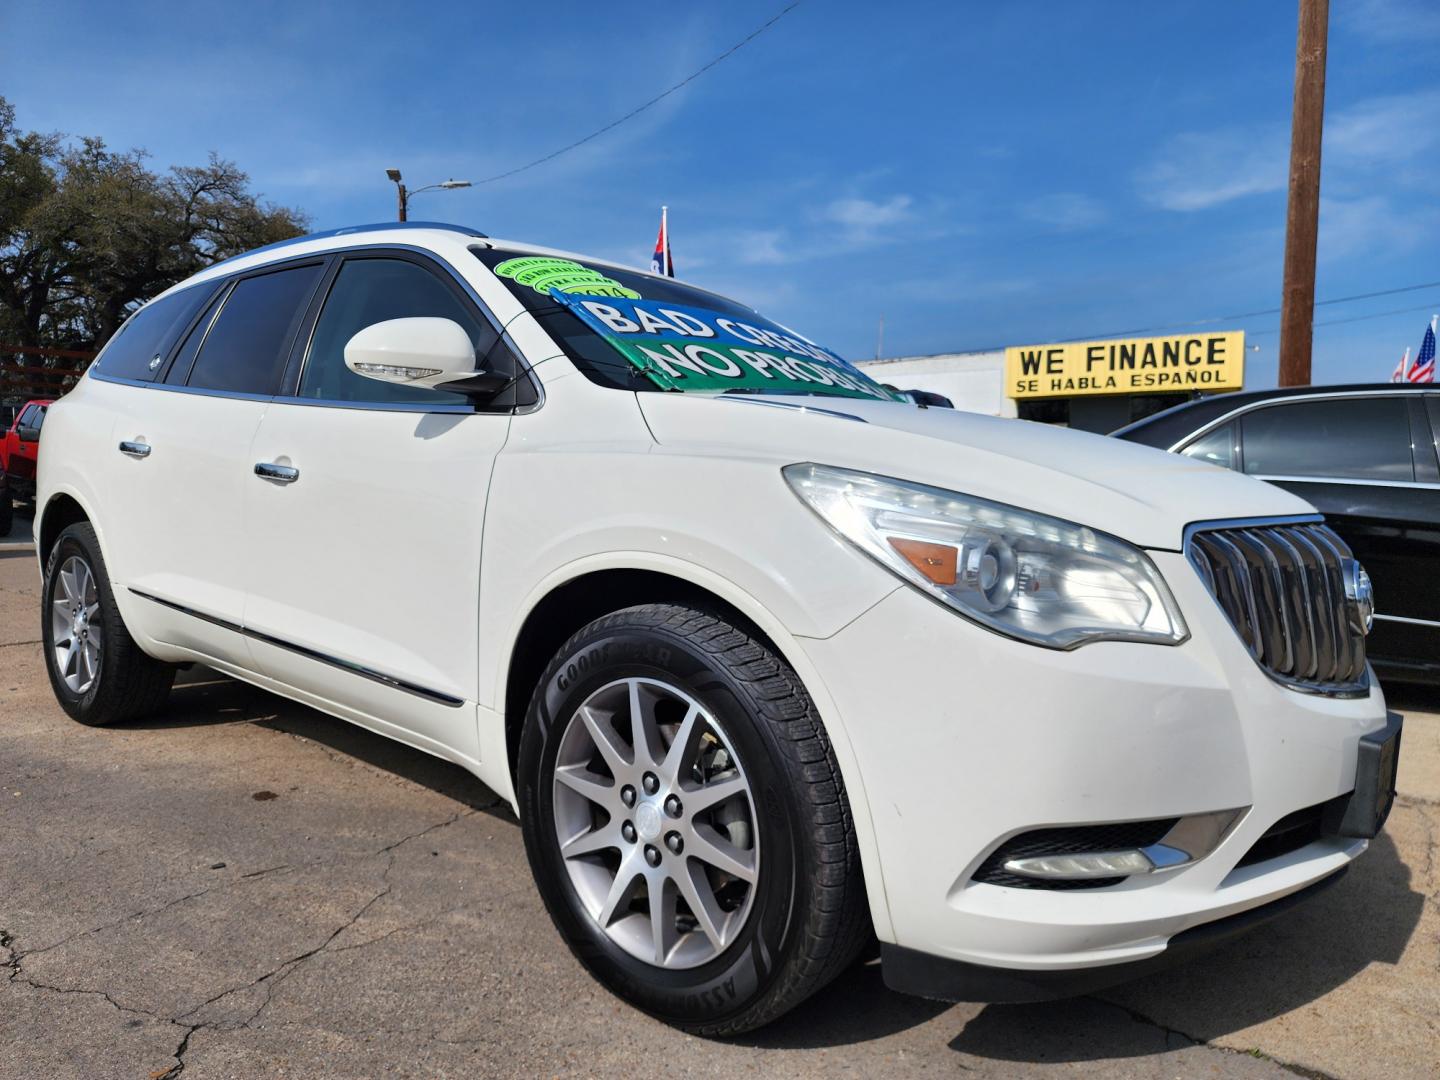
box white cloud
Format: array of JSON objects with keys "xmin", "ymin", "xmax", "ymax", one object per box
[
  {"xmin": 1135, "ymin": 127, "xmax": 1288, "ymax": 211},
  {"xmin": 1135, "ymin": 86, "xmax": 1440, "ymax": 215},
  {"xmin": 821, "ymin": 194, "xmax": 914, "ymax": 231},
  {"xmin": 732, "ymin": 228, "xmax": 789, "ymax": 266},
  {"xmin": 1020, "ymin": 192, "xmax": 1107, "ymax": 230},
  {"xmin": 1318, "ymin": 194, "xmax": 1438, "ymax": 260},
  {"xmin": 1326, "ymin": 89, "xmax": 1440, "ymax": 170},
  {"xmin": 1342, "ymin": 0, "xmax": 1440, "ymax": 42}
]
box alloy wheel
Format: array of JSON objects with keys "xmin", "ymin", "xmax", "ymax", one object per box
[
  {"xmin": 551, "ymin": 677, "xmax": 760, "ymax": 969},
  {"xmin": 51, "ymin": 554, "xmax": 102, "ymax": 694}
]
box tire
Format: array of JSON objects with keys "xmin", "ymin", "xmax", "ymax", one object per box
[
  {"xmin": 518, "ymin": 603, "xmax": 870, "ymax": 1035},
  {"xmin": 41, "ymin": 522, "xmax": 175, "ymax": 726},
  {"xmin": 0, "ymin": 491, "xmax": 11, "ymax": 538}
]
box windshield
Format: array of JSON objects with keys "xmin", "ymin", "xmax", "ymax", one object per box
[{"xmin": 474, "ymin": 248, "xmax": 897, "ymax": 401}]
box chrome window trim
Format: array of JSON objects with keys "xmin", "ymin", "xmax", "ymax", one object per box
[
  {"xmin": 89, "ymin": 371, "xmax": 274, "ymax": 404},
  {"xmin": 1373, "ymin": 613, "xmax": 1440, "ymax": 628},
  {"xmin": 91, "ymin": 370, "xmax": 517, "ymax": 416},
  {"xmin": 128, "ymin": 588, "xmax": 466, "ymax": 707},
  {"xmin": 1167, "ymin": 389, "xmax": 1434, "ymax": 453},
  {"xmin": 1249, "ymin": 473, "xmax": 1440, "ymax": 490}
]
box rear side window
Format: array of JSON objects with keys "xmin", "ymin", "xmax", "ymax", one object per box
[
  {"xmin": 1241, "ymin": 397, "xmax": 1415, "ymax": 482},
  {"xmin": 186, "ymin": 264, "xmax": 324, "ymax": 395},
  {"xmin": 298, "ymin": 257, "xmax": 495, "ymax": 405},
  {"xmin": 1178, "ymin": 421, "xmax": 1236, "ymax": 470},
  {"xmin": 94, "ymin": 284, "xmax": 214, "ymax": 382}
]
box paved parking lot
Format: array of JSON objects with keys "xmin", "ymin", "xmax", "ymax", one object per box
[{"xmin": 2, "ymin": 528, "xmax": 1438, "ymax": 1079}]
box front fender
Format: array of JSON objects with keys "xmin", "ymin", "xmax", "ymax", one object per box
[{"xmin": 485, "ymin": 548, "xmax": 899, "ymax": 940}]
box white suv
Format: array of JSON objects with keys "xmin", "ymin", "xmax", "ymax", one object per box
[{"xmin": 36, "ymin": 222, "xmax": 1401, "ymax": 1033}]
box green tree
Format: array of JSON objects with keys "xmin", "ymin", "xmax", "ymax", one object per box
[{"xmin": 0, "ymin": 95, "xmax": 307, "ymax": 396}]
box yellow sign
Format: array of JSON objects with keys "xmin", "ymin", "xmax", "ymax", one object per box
[{"xmin": 1005, "ymin": 331, "xmax": 1245, "ymax": 399}]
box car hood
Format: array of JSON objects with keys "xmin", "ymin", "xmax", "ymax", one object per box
[{"xmin": 636, "ymin": 393, "xmax": 1315, "ymax": 551}]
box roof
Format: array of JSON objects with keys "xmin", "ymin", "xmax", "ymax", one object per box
[
  {"xmin": 1113, "ymin": 382, "xmax": 1437, "ymax": 448},
  {"xmin": 205, "ymin": 221, "xmax": 489, "ymax": 272},
  {"xmin": 176, "ymin": 222, "xmax": 746, "ymax": 310}
]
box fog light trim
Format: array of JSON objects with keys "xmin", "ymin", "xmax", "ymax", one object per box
[{"xmin": 999, "ymin": 809, "xmax": 1243, "ymax": 882}]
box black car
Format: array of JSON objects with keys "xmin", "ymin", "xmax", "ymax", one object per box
[{"xmin": 1115, "ymin": 383, "xmax": 1440, "ymax": 687}]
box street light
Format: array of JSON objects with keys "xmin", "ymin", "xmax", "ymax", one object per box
[{"xmin": 385, "ymin": 169, "xmax": 472, "ymax": 222}]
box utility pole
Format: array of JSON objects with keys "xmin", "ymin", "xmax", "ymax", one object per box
[
  {"xmin": 386, "ymin": 169, "xmax": 408, "ymax": 221},
  {"xmin": 1277, "ymin": 0, "xmax": 1329, "ymax": 387}
]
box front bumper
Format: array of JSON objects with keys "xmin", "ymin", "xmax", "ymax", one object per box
[
  {"xmin": 881, "ymin": 869, "xmax": 1347, "ymax": 1002},
  {"xmin": 798, "ymin": 549, "xmax": 1395, "ymax": 990}
]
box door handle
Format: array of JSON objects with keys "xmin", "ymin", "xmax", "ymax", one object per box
[
  {"xmin": 254, "ymin": 462, "xmax": 299, "ymax": 484},
  {"xmin": 118, "ymin": 440, "xmax": 151, "ymax": 458}
]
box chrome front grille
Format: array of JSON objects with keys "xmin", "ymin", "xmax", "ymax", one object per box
[{"xmin": 1186, "ymin": 520, "xmax": 1368, "ymax": 696}]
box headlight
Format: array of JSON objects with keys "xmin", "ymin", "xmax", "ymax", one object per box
[{"xmin": 783, "ymin": 463, "xmax": 1188, "ymax": 649}]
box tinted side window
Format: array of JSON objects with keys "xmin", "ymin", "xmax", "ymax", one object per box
[
  {"xmin": 187, "ymin": 264, "xmax": 324, "ymax": 395},
  {"xmin": 93, "ymin": 284, "xmax": 214, "ymax": 382},
  {"xmin": 1179, "ymin": 421, "xmax": 1236, "ymax": 470},
  {"xmin": 17, "ymin": 404, "xmax": 39, "ymax": 427},
  {"xmin": 299, "ymin": 258, "xmax": 496, "ymax": 405},
  {"xmin": 1241, "ymin": 397, "xmax": 1415, "ymax": 482},
  {"xmin": 165, "ymin": 287, "xmax": 229, "ymax": 386}
]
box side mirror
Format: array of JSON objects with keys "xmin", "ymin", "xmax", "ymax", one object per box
[
  {"xmin": 344, "ymin": 317, "xmax": 508, "ymax": 397},
  {"xmin": 16, "ymin": 425, "xmax": 40, "ymax": 443}
]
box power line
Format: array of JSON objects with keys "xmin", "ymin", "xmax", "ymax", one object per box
[
  {"xmin": 1050, "ymin": 279, "xmax": 1440, "ymax": 343},
  {"xmin": 906, "ymin": 279, "xmax": 1440, "ymax": 359},
  {"xmin": 475, "ymin": 3, "xmax": 802, "ymax": 186},
  {"xmin": 1248, "ymin": 298, "xmax": 1440, "ymax": 336}
]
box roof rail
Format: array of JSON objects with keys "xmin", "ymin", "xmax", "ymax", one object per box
[{"xmin": 208, "ymin": 221, "xmax": 490, "ymax": 270}]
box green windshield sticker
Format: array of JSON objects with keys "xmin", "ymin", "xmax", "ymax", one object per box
[
  {"xmin": 549, "ymin": 291, "xmax": 901, "ymax": 401},
  {"xmin": 494, "ymin": 256, "xmax": 640, "ymax": 300}
]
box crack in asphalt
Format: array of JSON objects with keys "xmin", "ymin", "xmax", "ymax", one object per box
[
  {"xmin": 1093, "ymin": 997, "xmax": 1343, "ymax": 1080},
  {"xmin": 14, "ymin": 864, "xmax": 296, "ymax": 964},
  {"xmin": 2, "ymin": 807, "xmax": 483, "ymax": 1078}
]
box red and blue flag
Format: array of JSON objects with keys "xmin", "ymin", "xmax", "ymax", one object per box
[{"xmin": 651, "ymin": 206, "xmax": 674, "ymax": 277}]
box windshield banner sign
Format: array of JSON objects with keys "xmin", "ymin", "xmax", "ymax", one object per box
[{"xmin": 550, "ymin": 291, "xmax": 897, "ymax": 400}]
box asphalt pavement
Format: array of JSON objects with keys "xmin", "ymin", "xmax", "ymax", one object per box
[{"xmin": 2, "ymin": 519, "xmax": 1437, "ymax": 1079}]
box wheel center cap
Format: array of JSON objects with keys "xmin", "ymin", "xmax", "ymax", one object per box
[{"xmin": 635, "ymin": 801, "xmax": 663, "ymax": 841}]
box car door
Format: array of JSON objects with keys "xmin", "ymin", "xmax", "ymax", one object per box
[
  {"xmin": 242, "ymin": 250, "xmax": 526, "ymax": 762},
  {"xmin": 101, "ymin": 259, "xmax": 327, "ymax": 664},
  {"xmin": 1236, "ymin": 392, "xmax": 1440, "ymax": 681}
]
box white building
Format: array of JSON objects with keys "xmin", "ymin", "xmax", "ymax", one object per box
[{"xmin": 856, "ymin": 350, "xmax": 1014, "ymax": 417}]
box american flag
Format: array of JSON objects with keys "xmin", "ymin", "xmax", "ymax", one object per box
[
  {"xmin": 651, "ymin": 206, "xmax": 674, "ymax": 277},
  {"xmin": 1409, "ymin": 318, "xmax": 1436, "ymax": 383}
]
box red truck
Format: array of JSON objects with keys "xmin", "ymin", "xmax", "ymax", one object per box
[{"xmin": 1, "ymin": 398, "xmax": 52, "ymax": 537}]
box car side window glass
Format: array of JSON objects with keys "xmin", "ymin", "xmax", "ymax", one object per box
[
  {"xmin": 93, "ymin": 284, "xmax": 214, "ymax": 382},
  {"xmin": 1241, "ymin": 397, "xmax": 1415, "ymax": 482},
  {"xmin": 1179, "ymin": 422, "xmax": 1236, "ymax": 470},
  {"xmin": 32, "ymin": 405, "xmax": 46, "ymax": 432},
  {"xmin": 165, "ymin": 286, "xmax": 229, "ymax": 386},
  {"xmin": 299, "ymin": 258, "xmax": 499, "ymax": 405},
  {"xmin": 186, "ymin": 263, "xmax": 324, "ymax": 396},
  {"xmin": 16, "ymin": 404, "xmax": 37, "ymax": 427}
]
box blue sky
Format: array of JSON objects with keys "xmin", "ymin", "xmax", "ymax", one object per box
[{"xmin": 4, "ymin": 0, "xmax": 1438, "ymax": 386}]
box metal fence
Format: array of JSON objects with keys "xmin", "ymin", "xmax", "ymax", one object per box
[{"xmin": 1, "ymin": 344, "xmax": 96, "ymax": 407}]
